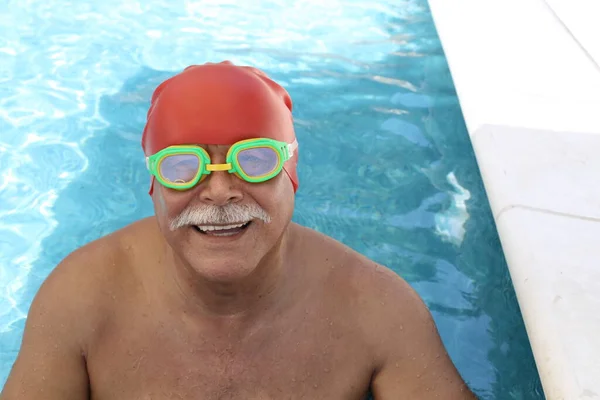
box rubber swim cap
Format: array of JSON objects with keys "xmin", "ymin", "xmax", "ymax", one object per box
[{"xmin": 141, "ymin": 61, "xmax": 299, "ymax": 194}]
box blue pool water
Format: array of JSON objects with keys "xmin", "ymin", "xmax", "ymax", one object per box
[{"xmin": 0, "ymin": 0, "xmax": 544, "ymax": 398}]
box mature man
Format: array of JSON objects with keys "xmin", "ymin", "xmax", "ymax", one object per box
[{"xmin": 1, "ymin": 61, "xmax": 477, "ymax": 399}]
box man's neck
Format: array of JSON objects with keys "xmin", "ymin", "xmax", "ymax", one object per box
[{"xmin": 163, "ymin": 229, "xmax": 296, "ymax": 322}]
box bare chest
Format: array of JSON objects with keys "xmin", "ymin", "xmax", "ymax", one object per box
[{"xmin": 88, "ymin": 312, "xmax": 373, "ymax": 400}]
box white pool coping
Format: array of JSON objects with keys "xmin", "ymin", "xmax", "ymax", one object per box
[{"xmin": 427, "ymin": 0, "xmax": 600, "ymax": 399}]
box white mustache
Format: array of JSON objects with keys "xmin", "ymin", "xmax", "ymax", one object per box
[{"xmin": 170, "ymin": 203, "xmax": 271, "ymax": 231}]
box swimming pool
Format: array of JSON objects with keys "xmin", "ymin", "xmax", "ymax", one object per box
[{"xmin": 0, "ymin": 0, "xmax": 544, "ymax": 398}]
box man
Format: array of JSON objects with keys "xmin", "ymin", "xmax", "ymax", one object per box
[{"xmin": 1, "ymin": 61, "xmax": 477, "ymax": 399}]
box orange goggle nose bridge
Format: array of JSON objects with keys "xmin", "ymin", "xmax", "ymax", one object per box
[{"xmin": 206, "ymin": 163, "xmax": 231, "ymax": 172}]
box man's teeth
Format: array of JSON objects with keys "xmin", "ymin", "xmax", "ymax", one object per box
[{"xmin": 196, "ymin": 223, "xmax": 247, "ymax": 232}]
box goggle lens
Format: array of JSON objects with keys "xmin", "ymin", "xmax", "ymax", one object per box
[
  {"xmin": 236, "ymin": 146, "xmax": 279, "ymax": 178},
  {"xmin": 159, "ymin": 154, "xmax": 200, "ymax": 184}
]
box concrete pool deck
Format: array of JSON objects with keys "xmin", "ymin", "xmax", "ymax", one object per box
[{"xmin": 427, "ymin": 0, "xmax": 600, "ymax": 399}]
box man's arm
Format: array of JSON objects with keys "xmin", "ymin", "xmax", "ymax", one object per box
[
  {"xmin": 366, "ymin": 266, "xmax": 477, "ymax": 399},
  {"xmin": 1, "ymin": 253, "xmax": 92, "ymax": 399}
]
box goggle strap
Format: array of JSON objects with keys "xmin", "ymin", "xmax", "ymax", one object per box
[{"xmin": 286, "ymin": 139, "xmax": 298, "ymax": 159}]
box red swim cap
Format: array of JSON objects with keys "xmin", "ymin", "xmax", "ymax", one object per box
[{"xmin": 141, "ymin": 61, "xmax": 299, "ymax": 194}]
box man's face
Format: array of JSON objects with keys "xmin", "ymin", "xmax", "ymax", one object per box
[{"xmin": 152, "ymin": 143, "xmax": 295, "ymax": 281}]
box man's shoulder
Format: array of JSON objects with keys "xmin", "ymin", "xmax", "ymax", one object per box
[
  {"xmin": 337, "ymin": 248, "xmax": 425, "ymax": 322},
  {"xmin": 293, "ymin": 223, "xmax": 424, "ymax": 312},
  {"xmin": 30, "ymin": 217, "xmax": 160, "ymax": 332},
  {"xmin": 55, "ymin": 217, "xmax": 155, "ymax": 276},
  {"xmin": 293, "ymin": 223, "xmax": 432, "ymax": 339}
]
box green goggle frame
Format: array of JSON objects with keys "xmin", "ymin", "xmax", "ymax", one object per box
[{"xmin": 146, "ymin": 137, "xmax": 297, "ymax": 190}]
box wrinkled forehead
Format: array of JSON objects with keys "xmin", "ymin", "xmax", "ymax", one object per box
[{"xmin": 193, "ymin": 143, "xmax": 231, "ymax": 156}]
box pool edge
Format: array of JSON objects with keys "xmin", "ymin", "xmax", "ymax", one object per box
[{"xmin": 427, "ymin": 0, "xmax": 600, "ymax": 399}]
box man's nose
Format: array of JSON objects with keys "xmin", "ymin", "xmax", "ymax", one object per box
[{"xmin": 198, "ymin": 169, "xmax": 243, "ymax": 206}]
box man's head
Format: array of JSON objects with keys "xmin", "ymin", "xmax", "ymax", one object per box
[{"xmin": 141, "ymin": 61, "xmax": 299, "ymax": 281}]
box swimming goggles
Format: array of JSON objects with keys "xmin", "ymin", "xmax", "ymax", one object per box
[{"xmin": 146, "ymin": 138, "xmax": 298, "ymax": 190}]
